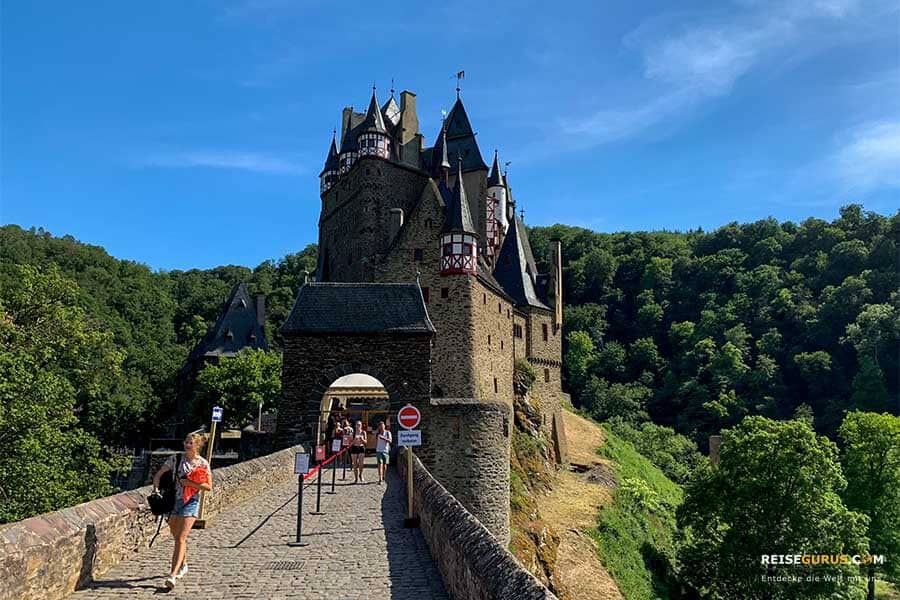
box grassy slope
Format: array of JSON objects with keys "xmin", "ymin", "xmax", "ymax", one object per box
[{"xmin": 587, "ymin": 422, "xmax": 683, "ymax": 600}]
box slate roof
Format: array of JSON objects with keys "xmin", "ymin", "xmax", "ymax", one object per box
[
  {"xmin": 440, "ymin": 159, "xmax": 477, "ymax": 235},
  {"xmin": 438, "ymin": 98, "xmax": 487, "ymax": 172},
  {"xmin": 281, "ymin": 282, "xmax": 435, "ymax": 335},
  {"xmin": 487, "ymin": 149, "xmax": 505, "ymax": 187},
  {"xmin": 319, "ymin": 134, "xmax": 339, "ymax": 175},
  {"xmin": 493, "ymin": 216, "xmax": 550, "ymax": 310},
  {"xmin": 339, "ymin": 111, "xmax": 366, "ymax": 153},
  {"xmin": 187, "ymin": 282, "xmax": 267, "ymax": 362},
  {"xmin": 360, "ymin": 90, "xmax": 388, "ymax": 134}
]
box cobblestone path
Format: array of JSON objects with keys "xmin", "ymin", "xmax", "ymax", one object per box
[{"xmin": 72, "ymin": 457, "xmax": 449, "ymax": 600}]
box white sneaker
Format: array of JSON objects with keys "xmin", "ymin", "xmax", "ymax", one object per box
[
  {"xmin": 164, "ymin": 576, "xmax": 176, "ymax": 590},
  {"xmin": 176, "ymin": 564, "xmax": 188, "ymax": 579}
]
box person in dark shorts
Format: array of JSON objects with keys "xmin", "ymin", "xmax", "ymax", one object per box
[{"xmin": 350, "ymin": 420, "xmax": 367, "ymax": 483}]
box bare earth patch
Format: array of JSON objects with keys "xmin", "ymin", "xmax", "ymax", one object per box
[{"xmin": 536, "ymin": 410, "xmax": 623, "ymax": 600}]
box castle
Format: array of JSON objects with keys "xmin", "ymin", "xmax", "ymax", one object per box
[{"xmin": 277, "ymin": 86, "xmax": 566, "ymax": 543}]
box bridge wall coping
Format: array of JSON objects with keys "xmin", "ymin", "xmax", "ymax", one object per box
[
  {"xmin": 0, "ymin": 444, "xmax": 303, "ymax": 600},
  {"xmin": 401, "ymin": 449, "xmax": 558, "ymax": 600}
]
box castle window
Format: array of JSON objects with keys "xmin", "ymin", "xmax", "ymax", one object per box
[
  {"xmin": 501, "ymin": 340, "xmax": 504, "ymax": 350},
  {"xmin": 441, "ymin": 287, "xmax": 449, "ymax": 299},
  {"xmin": 422, "ymin": 287, "xmax": 430, "ymax": 303},
  {"xmin": 498, "ymin": 303, "xmax": 502, "ymax": 314},
  {"xmin": 513, "ymin": 324, "xmax": 523, "ymax": 339},
  {"xmin": 544, "ymin": 368, "xmax": 550, "ymax": 383},
  {"xmin": 483, "ymin": 293, "xmax": 487, "ymax": 305},
  {"xmin": 507, "ymin": 309, "xmax": 511, "ymax": 319},
  {"xmin": 493, "ymin": 378, "xmax": 498, "ymax": 393},
  {"xmin": 488, "ymin": 334, "xmax": 491, "ymax": 347},
  {"xmin": 414, "ymin": 248, "xmax": 424, "ymax": 261},
  {"xmin": 542, "ymin": 323, "xmax": 549, "ymax": 341},
  {"xmin": 425, "ymin": 218, "xmax": 434, "ymax": 229}
]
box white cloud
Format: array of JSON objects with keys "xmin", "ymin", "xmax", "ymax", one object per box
[
  {"xmin": 138, "ymin": 150, "xmax": 304, "ymax": 175},
  {"xmin": 560, "ymin": 0, "xmax": 874, "ymax": 145},
  {"xmin": 835, "ymin": 120, "xmax": 900, "ymax": 190}
]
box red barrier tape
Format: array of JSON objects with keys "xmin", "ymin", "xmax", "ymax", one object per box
[{"xmin": 302, "ymin": 446, "xmax": 350, "ymax": 481}]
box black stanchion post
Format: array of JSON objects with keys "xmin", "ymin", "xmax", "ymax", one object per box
[
  {"xmin": 288, "ymin": 475, "xmax": 308, "ymax": 547},
  {"xmin": 342, "ymin": 450, "xmax": 347, "ymax": 480},
  {"xmin": 329, "ymin": 453, "xmax": 337, "ymax": 494},
  {"xmin": 311, "ymin": 463, "xmax": 324, "ymax": 515}
]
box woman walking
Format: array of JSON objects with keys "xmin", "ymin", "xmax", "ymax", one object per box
[
  {"xmin": 152, "ymin": 432, "xmax": 213, "ymax": 590},
  {"xmin": 350, "ymin": 420, "xmax": 367, "ymax": 483}
]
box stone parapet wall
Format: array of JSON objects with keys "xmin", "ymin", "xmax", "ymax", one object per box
[
  {"xmin": 0, "ymin": 444, "xmax": 302, "ymax": 600},
  {"xmin": 400, "ymin": 450, "xmax": 557, "ymax": 600}
]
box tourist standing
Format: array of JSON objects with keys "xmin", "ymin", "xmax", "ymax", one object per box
[
  {"xmin": 375, "ymin": 421, "xmax": 392, "ymax": 484},
  {"xmin": 152, "ymin": 432, "xmax": 213, "ymax": 590},
  {"xmin": 350, "ymin": 420, "xmax": 367, "ymax": 483}
]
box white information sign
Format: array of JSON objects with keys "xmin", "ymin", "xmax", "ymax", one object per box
[
  {"xmin": 397, "ymin": 429, "xmax": 422, "ymax": 447},
  {"xmin": 294, "ymin": 453, "xmax": 310, "ymax": 475},
  {"xmin": 211, "ymin": 406, "xmax": 223, "ymax": 423},
  {"xmin": 331, "ymin": 439, "xmax": 342, "ymax": 452}
]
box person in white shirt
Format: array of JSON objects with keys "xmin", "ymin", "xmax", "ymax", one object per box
[{"xmin": 374, "ymin": 421, "xmax": 392, "ymax": 484}]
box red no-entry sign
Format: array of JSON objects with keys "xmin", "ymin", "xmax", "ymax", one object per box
[{"xmin": 398, "ymin": 404, "xmax": 421, "ymax": 430}]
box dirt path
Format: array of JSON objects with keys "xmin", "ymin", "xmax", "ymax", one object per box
[{"xmin": 540, "ymin": 411, "xmax": 623, "ymax": 600}]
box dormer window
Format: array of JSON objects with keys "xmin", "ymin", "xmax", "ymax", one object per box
[
  {"xmin": 357, "ymin": 133, "xmax": 390, "ymax": 159},
  {"xmin": 439, "ymin": 233, "xmax": 477, "ymax": 275}
]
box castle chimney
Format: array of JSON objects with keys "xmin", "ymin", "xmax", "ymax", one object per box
[
  {"xmin": 709, "ymin": 435, "xmax": 722, "ymax": 466},
  {"xmin": 389, "ymin": 208, "xmax": 404, "ymax": 243},
  {"xmin": 550, "ymin": 239, "xmax": 563, "ymax": 328},
  {"xmin": 255, "ymin": 294, "xmax": 266, "ymax": 330},
  {"xmin": 340, "ymin": 107, "xmax": 353, "ymax": 144},
  {"xmin": 399, "ymin": 91, "xmax": 418, "ymax": 146}
]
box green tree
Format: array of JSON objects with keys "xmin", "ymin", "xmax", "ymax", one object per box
[
  {"xmin": 0, "ymin": 265, "xmax": 119, "ymax": 522},
  {"xmin": 195, "ymin": 348, "xmax": 282, "ymax": 427},
  {"xmin": 677, "ymin": 416, "xmax": 868, "ymax": 600},
  {"xmin": 563, "ymin": 330, "xmax": 594, "ymax": 393},
  {"xmin": 839, "ymin": 411, "xmax": 900, "ymax": 600}
]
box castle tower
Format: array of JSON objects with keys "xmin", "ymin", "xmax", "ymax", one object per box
[
  {"xmin": 439, "ymin": 158, "xmax": 478, "ymax": 275},
  {"xmin": 487, "ymin": 150, "xmax": 508, "ymax": 234},
  {"xmin": 319, "ymin": 132, "xmax": 339, "ymax": 195},
  {"xmin": 357, "ymin": 88, "xmax": 391, "ymax": 160}
]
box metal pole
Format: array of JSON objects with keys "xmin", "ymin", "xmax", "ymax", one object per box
[
  {"xmin": 196, "ymin": 419, "xmax": 218, "ymax": 523},
  {"xmin": 287, "ymin": 475, "xmax": 308, "ymax": 547},
  {"xmin": 407, "ymin": 448, "xmax": 413, "ymax": 519},
  {"xmin": 329, "ymin": 453, "xmax": 337, "ymax": 494},
  {"xmin": 311, "ymin": 463, "xmax": 324, "ymax": 515}
]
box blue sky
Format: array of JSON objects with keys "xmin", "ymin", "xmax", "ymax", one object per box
[{"xmin": 2, "ymin": 0, "xmax": 898, "ymax": 271}]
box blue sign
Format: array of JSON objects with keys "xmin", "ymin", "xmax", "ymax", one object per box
[{"xmin": 211, "ymin": 406, "xmax": 223, "ymax": 423}]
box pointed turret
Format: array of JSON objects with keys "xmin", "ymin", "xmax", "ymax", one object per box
[
  {"xmin": 487, "ymin": 149, "xmax": 509, "ymax": 234},
  {"xmin": 319, "ymin": 132, "xmax": 340, "ymax": 195},
  {"xmin": 431, "ymin": 124, "xmax": 451, "ymax": 184},
  {"xmin": 439, "ymin": 158, "xmax": 479, "ymax": 276},
  {"xmin": 358, "ymin": 88, "xmax": 391, "ymax": 159},
  {"xmin": 440, "ymin": 96, "xmax": 487, "ymax": 172}
]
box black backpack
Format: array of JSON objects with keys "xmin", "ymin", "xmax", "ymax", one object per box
[{"xmin": 148, "ymin": 453, "xmax": 182, "ymax": 516}]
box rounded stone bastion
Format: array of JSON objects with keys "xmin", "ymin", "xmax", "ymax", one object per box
[{"xmin": 418, "ymin": 397, "xmax": 512, "ymax": 545}]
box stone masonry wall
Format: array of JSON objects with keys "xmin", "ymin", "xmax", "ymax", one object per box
[
  {"xmin": 400, "ymin": 450, "xmax": 557, "ymax": 600},
  {"xmin": 0, "ymin": 445, "xmax": 302, "ymax": 600},
  {"xmin": 525, "ymin": 309, "xmax": 566, "ymax": 463},
  {"xmin": 418, "ymin": 398, "xmax": 512, "ymax": 544},
  {"xmin": 277, "ymin": 333, "xmax": 433, "ymax": 448},
  {"xmin": 471, "ymin": 282, "xmax": 515, "ymax": 405}
]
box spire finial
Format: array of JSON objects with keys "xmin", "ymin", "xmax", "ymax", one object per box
[
  {"xmin": 372, "ymin": 81, "xmax": 377, "ymax": 95},
  {"xmin": 455, "ymin": 70, "xmax": 465, "ymax": 99},
  {"xmin": 390, "ymin": 78, "xmax": 395, "ymax": 97},
  {"xmin": 519, "ymin": 208, "xmax": 525, "ymax": 220}
]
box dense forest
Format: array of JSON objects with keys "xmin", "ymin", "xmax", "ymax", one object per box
[
  {"xmin": 529, "ymin": 204, "xmax": 899, "ymax": 447},
  {"xmin": 2, "ymin": 204, "xmax": 898, "ymax": 560}
]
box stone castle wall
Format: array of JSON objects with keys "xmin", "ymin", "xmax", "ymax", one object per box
[
  {"xmin": 0, "ymin": 445, "xmax": 303, "ymax": 600},
  {"xmin": 319, "ymin": 158, "xmax": 428, "ymax": 282},
  {"xmin": 471, "ymin": 283, "xmax": 515, "ymax": 404},
  {"xmin": 417, "ymin": 398, "xmax": 512, "ymax": 544},
  {"xmin": 277, "ymin": 332, "xmax": 433, "ymax": 448},
  {"xmin": 400, "ymin": 450, "xmax": 556, "ymax": 600}
]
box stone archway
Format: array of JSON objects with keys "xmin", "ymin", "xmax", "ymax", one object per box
[{"xmin": 275, "ymin": 282, "xmax": 435, "ymax": 448}]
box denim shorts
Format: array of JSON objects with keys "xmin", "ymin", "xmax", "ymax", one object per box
[
  {"xmin": 376, "ymin": 451, "xmax": 389, "ymax": 465},
  {"xmin": 172, "ymin": 494, "xmax": 200, "ymax": 518}
]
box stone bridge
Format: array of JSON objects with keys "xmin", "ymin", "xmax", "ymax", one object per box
[{"xmin": 1, "ymin": 447, "xmax": 556, "ymax": 600}]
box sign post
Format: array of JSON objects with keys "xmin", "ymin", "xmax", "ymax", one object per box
[
  {"xmin": 195, "ymin": 405, "xmax": 223, "ymax": 528},
  {"xmin": 341, "ymin": 434, "xmax": 350, "ymax": 480},
  {"xmin": 288, "ymin": 453, "xmax": 310, "ymax": 547},
  {"xmin": 397, "ymin": 404, "xmax": 421, "ymax": 528}
]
